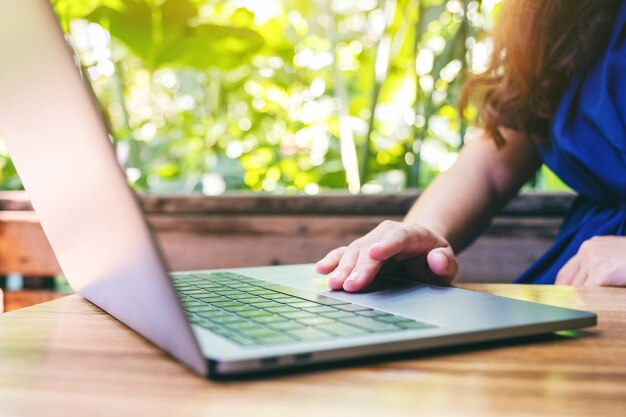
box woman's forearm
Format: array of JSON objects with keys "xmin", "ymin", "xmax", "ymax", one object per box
[{"xmin": 404, "ymin": 129, "xmax": 541, "ymax": 252}]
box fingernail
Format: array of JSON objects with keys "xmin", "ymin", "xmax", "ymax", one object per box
[{"xmin": 436, "ymin": 253, "xmax": 448, "ymax": 270}]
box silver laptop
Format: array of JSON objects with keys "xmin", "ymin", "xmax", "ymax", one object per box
[{"xmin": 0, "ymin": 1, "xmax": 595, "ymax": 378}]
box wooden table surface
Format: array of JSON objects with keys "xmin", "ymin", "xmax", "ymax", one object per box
[{"xmin": 0, "ymin": 284, "xmax": 624, "ymax": 417}]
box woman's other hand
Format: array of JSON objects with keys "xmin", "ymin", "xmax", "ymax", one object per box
[
  {"xmin": 555, "ymin": 236, "xmax": 626, "ymax": 286},
  {"xmin": 315, "ymin": 220, "xmax": 458, "ymax": 292}
]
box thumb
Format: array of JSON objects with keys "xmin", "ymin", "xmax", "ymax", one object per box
[{"xmin": 426, "ymin": 247, "xmax": 458, "ymax": 283}]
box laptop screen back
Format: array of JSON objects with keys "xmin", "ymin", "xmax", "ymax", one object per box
[{"xmin": 0, "ymin": 0, "xmax": 206, "ymax": 375}]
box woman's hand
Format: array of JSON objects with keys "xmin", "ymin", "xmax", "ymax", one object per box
[
  {"xmin": 556, "ymin": 236, "xmax": 626, "ymax": 286},
  {"xmin": 315, "ymin": 220, "xmax": 459, "ymax": 292}
]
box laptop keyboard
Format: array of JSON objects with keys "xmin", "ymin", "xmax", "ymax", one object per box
[{"xmin": 172, "ymin": 272, "xmax": 436, "ymax": 348}]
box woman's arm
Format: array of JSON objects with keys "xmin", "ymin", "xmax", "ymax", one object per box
[
  {"xmin": 406, "ymin": 127, "xmax": 542, "ymax": 252},
  {"xmin": 316, "ymin": 128, "xmax": 542, "ymax": 292}
]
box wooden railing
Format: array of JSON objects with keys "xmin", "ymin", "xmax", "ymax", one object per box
[{"xmin": 0, "ymin": 191, "xmax": 574, "ymax": 283}]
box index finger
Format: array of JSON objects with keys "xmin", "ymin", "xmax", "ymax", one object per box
[
  {"xmin": 315, "ymin": 246, "xmax": 347, "ymax": 274},
  {"xmin": 369, "ymin": 225, "xmax": 445, "ymax": 262}
]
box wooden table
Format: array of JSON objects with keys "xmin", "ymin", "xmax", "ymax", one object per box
[
  {"xmin": 0, "ymin": 284, "xmax": 624, "ymax": 417},
  {"xmin": 0, "ymin": 290, "xmax": 66, "ymax": 313}
]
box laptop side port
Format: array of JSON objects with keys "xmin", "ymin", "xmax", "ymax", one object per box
[
  {"xmin": 260, "ymin": 357, "xmax": 280, "ymax": 367},
  {"xmin": 294, "ymin": 353, "xmax": 312, "ymax": 363}
]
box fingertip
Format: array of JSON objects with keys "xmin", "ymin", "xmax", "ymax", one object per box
[
  {"xmin": 342, "ymin": 278, "xmax": 363, "ymax": 292},
  {"xmin": 427, "ymin": 250, "xmax": 449, "ymax": 276},
  {"xmin": 315, "ymin": 260, "xmax": 332, "ymax": 274},
  {"xmin": 327, "ymin": 269, "xmax": 348, "ymax": 290},
  {"xmin": 328, "ymin": 277, "xmax": 344, "ymax": 290},
  {"xmin": 342, "ymin": 271, "xmax": 373, "ymax": 292}
]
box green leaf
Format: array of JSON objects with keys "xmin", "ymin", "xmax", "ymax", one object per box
[
  {"xmin": 157, "ymin": 24, "xmax": 264, "ymax": 70},
  {"xmin": 85, "ymin": 0, "xmax": 264, "ymax": 69}
]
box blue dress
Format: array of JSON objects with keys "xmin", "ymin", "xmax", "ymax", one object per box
[{"xmin": 516, "ymin": 2, "xmax": 626, "ymax": 284}]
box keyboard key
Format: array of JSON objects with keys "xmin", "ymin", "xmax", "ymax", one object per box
[
  {"xmin": 256, "ymin": 334, "xmax": 297, "ymax": 345},
  {"xmin": 254, "ymin": 284, "xmax": 349, "ymax": 306},
  {"xmin": 194, "ymin": 320, "xmax": 223, "ymax": 331},
  {"xmin": 227, "ymin": 334, "xmax": 258, "ymax": 346},
  {"xmin": 214, "ymin": 290, "xmax": 241, "ymax": 297},
  {"xmin": 251, "ymin": 315, "xmax": 288, "ymax": 324},
  {"xmin": 275, "ymin": 296, "xmax": 309, "ymax": 305},
  {"xmin": 374, "ymin": 314, "xmax": 412, "ymax": 324},
  {"xmin": 395, "ymin": 320, "xmax": 435, "ymax": 330},
  {"xmin": 320, "ymin": 310, "xmax": 357, "ymax": 319},
  {"xmin": 219, "ymin": 315, "xmax": 248, "ymax": 324},
  {"xmin": 248, "ymin": 301, "xmax": 282, "ymax": 309},
  {"xmin": 263, "ymin": 306, "xmax": 299, "ymax": 314},
  {"xmin": 303, "ymin": 306, "xmax": 337, "ymax": 314},
  {"xmin": 197, "ymin": 310, "xmax": 233, "ymax": 320},
  {"xmin": 339, "ymin": 317, "xmax": 400, "ymax": 332},
  {"xmin": 211, "ymin": 300, "xmax": 245, "ymax": 308},
  {"xmin": 195, "ymin": 284, "xmax": 222, "ymax": 290},
  {"xmin": 265, "ymin": 320, "xmax": 304, "ymax": 330},
  {"xmin": 176, "ymin": 276, "xmax": 204, "ymax": 284},
  {"xmin": 180, "ymin": 300, "xmax": 206, "ymax": 308},
  {"xmin": 241, "ymin": 327, "xmax": 282, "ymax": 338},
  {"xmin": 281, "ymin": 311, "xmax": 317, "ymax": 320},
  {"xmin": 246, "ymin": 289, "xmax": 276, "ymax": 296},
  {"xmin": 233, "ymin": 321, "xmax": 267, "ymax": 331},
  {"xmin": 179, "ymin": 289, "xmax": 206, "ymax": 296},
  {"xmin": 286, "ymin": 327, "xmax": 333, "ymax": 340},
  {"xmin": 234, "ymin": 296, "xmax": 260, "ymax": 304},
  {"xmin": 184, "ymin": 305, "xmax": 219, "ymax": 313},
  {"xmin": 297, "ymin": 317, "xmax": 336, "ymax": 326},
  {"xmin": 288, "ymin": 301, "xmax": 321, "ymax": 309},
  {"xmin": 236, "ymin": 310, "xmax": 268, "ymax": 318},
  {"xmin": 222, "ymin": 305, "xmax": 254, "ymax": 314},
  {"xmin": 266, "ymin": 321, "xmax": 302, "ymax": 331},
  {"xmin": 313, "ymin": 296, "xmax": 351, "ymax": 306},
  {"xmin": 197, "ymin": 295, "xmax": 229, "ymax": 303},
  {"xmin": 266, "ymin": 294, "xmax": 295, "ymax": 301},
  {"xmin": 317, "ymin": 322, "xmax": 370, "ymax": 336}
]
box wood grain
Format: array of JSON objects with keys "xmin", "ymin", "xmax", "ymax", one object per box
[
  {"xmin": 0, "ymin": 290, "xmax": 65, "ymax": 313},
  {"xmin": 0, "ymin": 284, "xmax": 624, "ymax": 417}
]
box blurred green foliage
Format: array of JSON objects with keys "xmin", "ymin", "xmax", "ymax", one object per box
[{"xmin": 0, "ymin": 0, "xmax": 569, "ymax": 194}]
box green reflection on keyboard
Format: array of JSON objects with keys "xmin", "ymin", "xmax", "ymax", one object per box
[{"xmin": 172, "ymin": 272, "xmax": 436, "ymax": 348}]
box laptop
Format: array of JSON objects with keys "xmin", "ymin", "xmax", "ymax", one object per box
[{"xmin": 0, "ymin": 1, "xmax": 596, "ymax": 378}]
